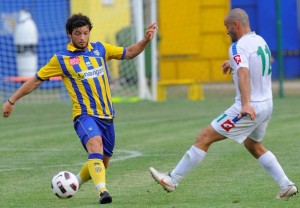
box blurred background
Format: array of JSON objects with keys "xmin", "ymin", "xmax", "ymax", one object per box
[{"xmin": 0, "ymin": 0, "xmax": 299, "ymax": 103}]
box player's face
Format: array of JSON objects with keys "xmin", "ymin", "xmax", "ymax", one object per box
[
  {"xmin": 69, "ymin": 26, "xmax": 90, "ymax": 50},
  {"xmin": 224, "ymin": 19, "xmax": 238, "ymax": 42}
]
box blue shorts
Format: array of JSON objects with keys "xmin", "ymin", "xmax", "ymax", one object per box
[{"xmin": 73, "ymin": 115, "xmax": 115, "ymax": 157}]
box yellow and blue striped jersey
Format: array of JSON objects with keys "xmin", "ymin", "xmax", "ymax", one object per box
[{"xmin": 36, "ymin": 42, "xmax": 126, "ymax": 120}]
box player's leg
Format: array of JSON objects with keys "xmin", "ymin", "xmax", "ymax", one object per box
[
  {"xmin": 76, "ymin": 161, "xmax": 91, "ymax": 186},
  {"xmin": 150, "ymin": 103, "xmax": 248, "ymax": 192},
  {"xmin": 243, "ymin": 100, "xmax": 298, "ymax": 200},
  {"xmin": 76, "ymin": 153, "xmax": 111, "ymax": 186},
  {"xmin": 74, "ymin": 115, "xmax": 112, "ymax": 204},
  {"xmin": 85, "ymin": 135, "xmax": 112, "ymax": 204},
  {"xmin": 85, "ymin": 136, "xmax": 107, "ymax": 192},
  {"xmin": 150, "ymin": 125, "xmax": 226, "ymax": 192},
  {"xmin": 244, "ymin": 138, "xmax": 298, "ymax": 200},
  {"xmin": 103, "ymin": 156, "xmax": 111, "ymax": 169},
  {"xmin": 170, "ymin": 126, "xmax": 225, "ymax": 182},
  {"xmin": 150, "ymin": 103, "xmax": 249, "ymax": 192},
  {"xmin": 95, "ymin": 118, "xmax": 115, "ymax": 203},
  {"xmin": 101, "ymin": 121, "xmax": 115, "ymax": 169}
]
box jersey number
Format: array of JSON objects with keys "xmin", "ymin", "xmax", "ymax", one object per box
[{"xmin": 257, "ymin": 45, "xmax": 272, "ymax": 76}]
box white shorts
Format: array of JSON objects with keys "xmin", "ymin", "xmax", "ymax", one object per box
[{"xmin": 211, "ymin": 99, "xmax": 273, "ymax": 143}]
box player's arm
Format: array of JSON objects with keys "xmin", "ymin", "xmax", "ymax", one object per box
[
  {"xmin": 2, "ymin": 76, "xmax": 43, "ymax": 118},
  {"xmin": 237, "ymin": 67, "xmax": 256, "ymax": 120},
  {"xmin": 125, "ymin": 23, "xmax": 157, "ymax": 59}
]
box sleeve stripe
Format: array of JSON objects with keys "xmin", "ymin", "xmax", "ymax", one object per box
[
  {"xmin": 35, "ymin": 74, "xmax": 47, "ymax": 81},
  {"xmin": 121, "ymin": 48, "xmax": 126, "ymax": 60}
]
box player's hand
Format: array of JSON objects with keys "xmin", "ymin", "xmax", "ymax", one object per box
[
  {"xmin": 239, "ymin": 104, "xmax": 256, "ymax": 121},
  {"xmin": 144, "ymin": 23, "xmax": 158, "ymax": 41},
  {"xmin": 2, "ymin": 101, "xmax": 14, "ymax": 118},
  {"xmin": 222, "ymin": 60, "xmax": 231, "ymax": 74}
]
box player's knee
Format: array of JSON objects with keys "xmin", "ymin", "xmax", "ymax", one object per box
[
  {"xmin": 86, "ymin": 136, "xmax": 103, "ymax": 153},
  {"xmin": 194, "ymin": 128, "xmax": 212, "ymax": 149},
  {"xmin": 244, "ymin": 139, "xmax": 267, "ymax": 158}
]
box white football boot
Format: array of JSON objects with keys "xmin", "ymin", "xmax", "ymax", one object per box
[
  {"xmin": 149, "ymin": 167, "xmax": 177, "ymax": 192},
  {"xmin": 276, "ymin": 183, "xmax": 298, "ymax": 200}
]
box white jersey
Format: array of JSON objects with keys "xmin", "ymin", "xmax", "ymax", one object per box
[
  {"xmin": 211, "ymin": 32, "xmax": 273, "ymax": 143},
  {"xmin": 229, "ymin": 32, "xmax": 272, "ymax": 102}
]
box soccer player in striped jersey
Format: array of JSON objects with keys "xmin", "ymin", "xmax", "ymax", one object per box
[
  {"xmin": 149, "ymin": 8, "xmax": 298, "ymax": 200},
  {"xmin": 2, "ymin": 13, "xmax": 157, "ymax": 204}
]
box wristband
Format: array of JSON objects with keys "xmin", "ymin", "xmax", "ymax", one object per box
[{"xmin": 7, "ymin": 99, "xmax": 14, "ymax": 105}]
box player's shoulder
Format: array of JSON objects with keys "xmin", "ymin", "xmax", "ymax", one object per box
[
  {"xmin": 56, "ymin": 47, "xmax": 73, "ymax": 57},
  {"xmin": 232, "ymin": 32, "xmax": 267, "ymax": 51},
  {"xmin": 92, "ymin": 41, "xmax": 114, "ymax": 50},
  {"xmin": 241, "ymin": 32, "xmax": 266, "ymax": 45},
  {"xmin": 91, "ymin": 41, "xmax": 102, "ymax": 46}
]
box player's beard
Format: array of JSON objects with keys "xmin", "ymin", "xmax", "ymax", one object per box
[
  {"xmin": 230, "ymin": 33, "xmax": 237, "ymax": 42},
  {"xmin": 72, "ymin": 41, "xmax": 88, "ymax": 51}
]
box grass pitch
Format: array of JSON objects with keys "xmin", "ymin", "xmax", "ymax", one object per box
[{"xmin": 0, "ymin": 97, "xmax": 299, "ymax": 208}]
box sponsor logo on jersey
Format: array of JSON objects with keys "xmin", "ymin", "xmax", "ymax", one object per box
[
  {"xmin": 77, "ymin": 67, "xmax": 104, "ymax": 80},
  {"xmin": 69, "ymin": 57, "xmax": 80, "ymax": 65},
  {"xmin": 233, "ymin": 54, "xmax": 241, "ymax": 65},
  {"xmin": 221, "ymin": 119, "xmax": 235, "ymax": 132},
  {"xmin": 94, "ymin": 50, "xmax": 100, "ymax": 56}
]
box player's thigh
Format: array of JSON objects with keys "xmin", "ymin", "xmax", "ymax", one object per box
[
  {"xmin": 74, "ymin": 115, "xmax": 103, "ymax": 150},
  {"xmin": 95, "ymin": 119, "xmax": 115, "ymax": 158},
  {"xmin": 85, "ymin": 136, "xmax": 104, "ymax": 153},
  {"xmin": 248, "ymin": 120, "xmax": 269, "ymax": 142},
  {"xmin": 194, "ymin": 125, "xmax": 226, "ymax": 150},
  {"xmin": 248, "ymin": 101, "xmax": 272, "ymax": 142},
  {"xmin": 211, "ymin": 101, "xmax": 272, "ymax": 143}
]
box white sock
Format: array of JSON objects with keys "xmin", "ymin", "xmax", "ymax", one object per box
[
  {"xmin": 76, "ymin": 174, "xmax": 83, "ymax": 186},
  {"xmin": 170, "ymin": 145, "xmax": 207, "ymax": 184},
  {"xmin": 258, "ymin": 151, "xmax": 292, "ymax": 189}
]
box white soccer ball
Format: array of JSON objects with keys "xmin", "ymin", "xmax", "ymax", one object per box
[{"xmin": 51, "ymin": 171, "xmax": 79, "ymax": 199}]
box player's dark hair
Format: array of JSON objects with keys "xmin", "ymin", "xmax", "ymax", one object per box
[{"xmin": 65, "ymin": 13, "xmax": 93, "ymax": 34}]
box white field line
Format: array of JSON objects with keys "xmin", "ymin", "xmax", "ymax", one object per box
[{"xmin": 0, "ymin": 149, "xmax": 142, "ymax": 172}]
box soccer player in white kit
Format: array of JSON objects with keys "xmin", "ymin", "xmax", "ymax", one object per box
[{"xmin": 149, "ymin": 8, "xmax": 298, "ymax": 200}]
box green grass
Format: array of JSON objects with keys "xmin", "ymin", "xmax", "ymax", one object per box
[{"xmin": 0, "ymin": 97, "xmax": 299, "ymax": 208}]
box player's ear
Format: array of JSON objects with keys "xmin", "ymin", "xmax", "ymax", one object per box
[
  {"xmin": 232, "ymin": 21, "xmax": 237, "ymax": 27},
  {"xmin": 233, "ymin": 21, "xmax": 240, "ymax": 29}
]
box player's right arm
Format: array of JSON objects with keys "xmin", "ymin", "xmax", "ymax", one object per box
[
  {"xmin": 2, "ymin": 54, "xmax": 62, "ymax": 118},
  {"xmin": 2, "ymin": 76, "xmax": 43, "ymax": 118}
]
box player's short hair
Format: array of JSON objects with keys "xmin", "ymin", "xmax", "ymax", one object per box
[
  {"xmin": 65, "ymin": 13, "xmax": 93, "ymax": 34},
  {"xmin": 227, "ymin": 8, "xmax": 249, "ymax": 27}
]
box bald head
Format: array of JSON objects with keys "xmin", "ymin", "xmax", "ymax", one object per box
[
  {"xmin": 224, "ymin": 8, "xmax": 251, "ymax": 42},
  {"xmin": 226, "ymin": 8, "xmax": 250, "ymax": 28}
]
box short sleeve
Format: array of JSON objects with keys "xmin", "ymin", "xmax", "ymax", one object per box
[
  {"xmin": 36, "ymin": 55, "xmax": 63, "ymax": 80},
  {"xmin": 102, "ymin": 43, "xmax": 126, "ymax": 60},
  {"xmin": 230, "ymin": 43, "xmax": 249, "ymax": 71}
]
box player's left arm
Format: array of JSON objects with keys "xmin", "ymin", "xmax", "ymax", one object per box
[
  {"xmin": 222, "ymin": 60, "xmax": 231, "ymax": 74},
  {"xmin": 237, "ymin": 67, "xmax": 256, "ymax": 120},
  {"xmin": 125, "ymin": 23, "xmax": 157, "ymax": 60}
]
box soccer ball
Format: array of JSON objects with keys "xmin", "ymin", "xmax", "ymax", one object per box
[{"xmin": 51, "ymin": 171, "xmax": 79, "ymax": 199}]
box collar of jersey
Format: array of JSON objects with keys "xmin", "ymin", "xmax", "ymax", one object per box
[
  {"xmin": 242, "ymin": 31, "xmax": 256, "ymax": 37},
  {"xmin": 67, "ymin": 42, "xmax": 93, "ymax": 52}
]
